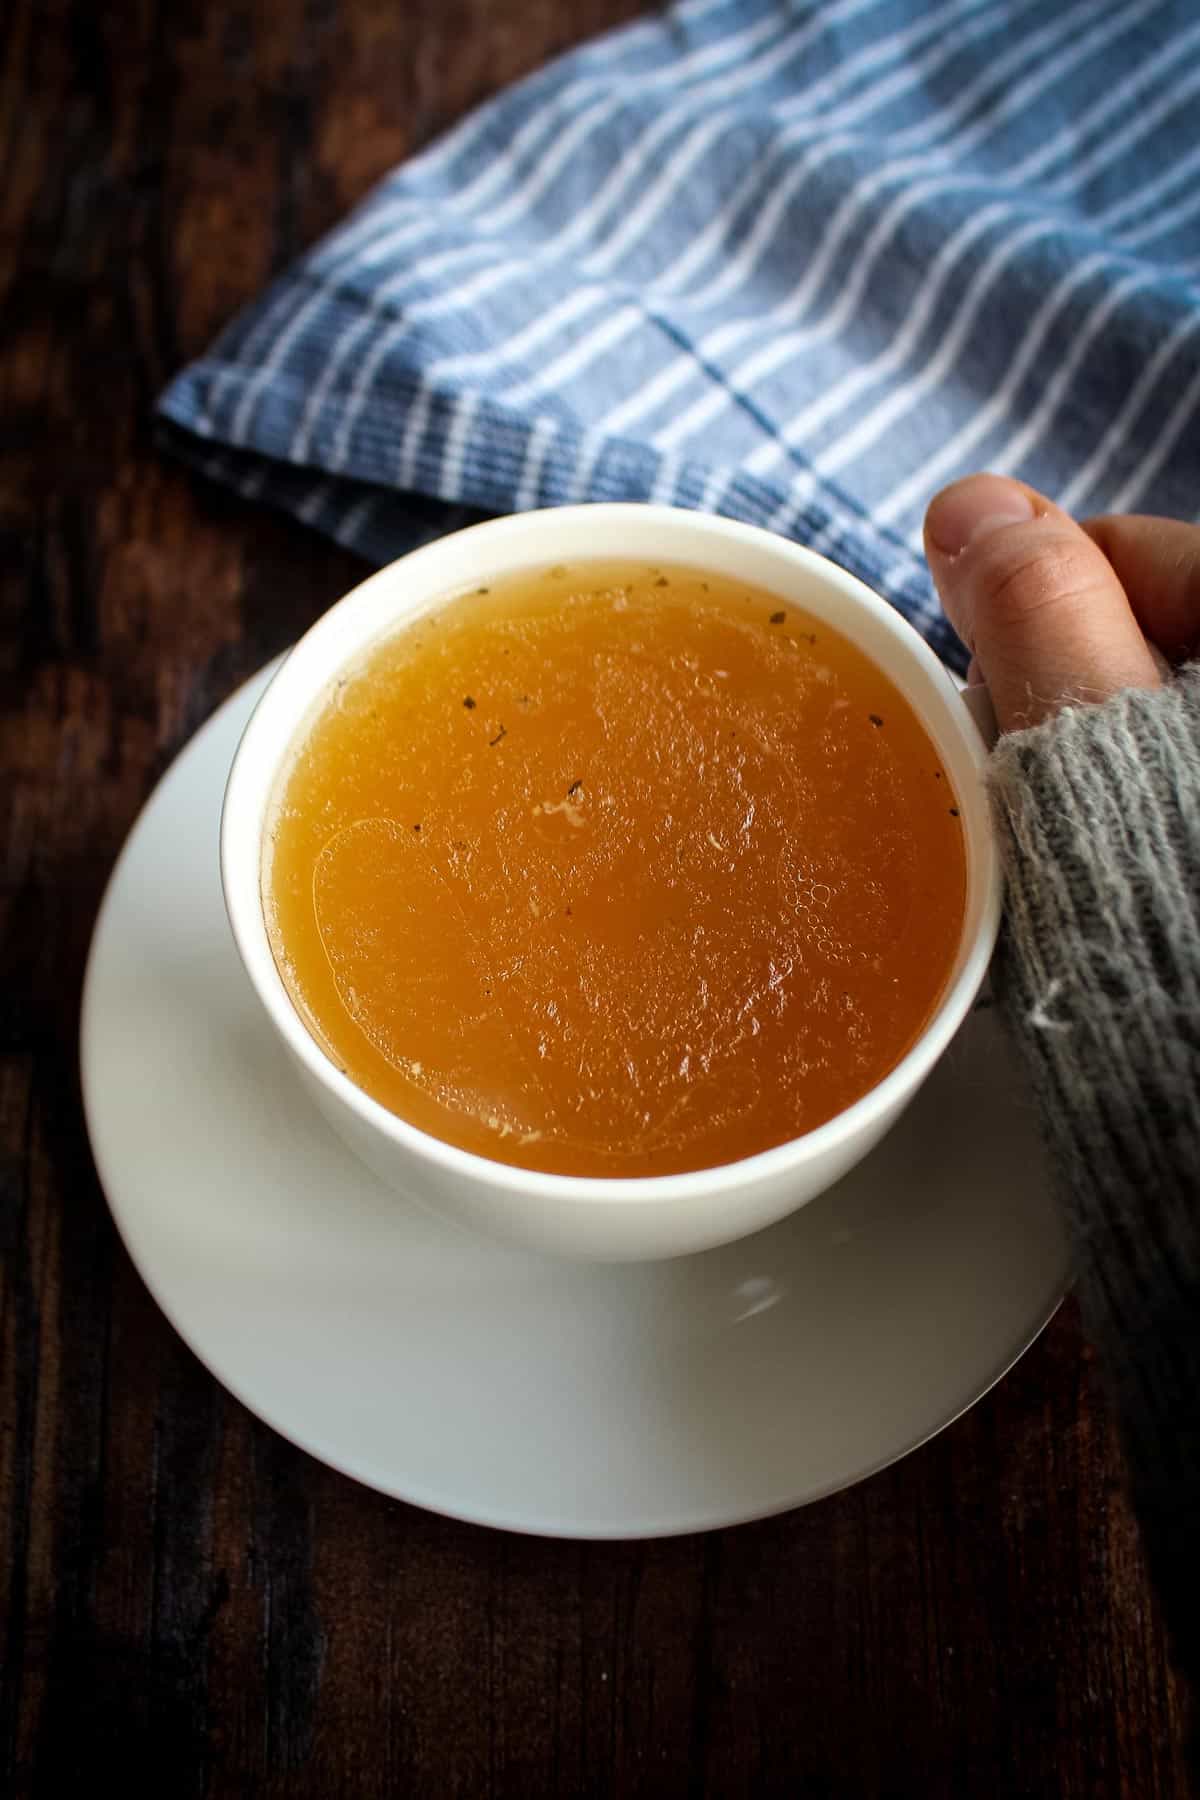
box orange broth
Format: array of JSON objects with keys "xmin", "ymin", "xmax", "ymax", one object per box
[{"xmin": 264, "ymin": 561, "xmax": 966, "ymax": 1177}]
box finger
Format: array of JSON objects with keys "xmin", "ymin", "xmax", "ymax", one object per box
[
  {"xmin": 1080, "ymin": 513, "xmax": 1200, "ymax": 663},
  {"xmin": 924, "ymin": 473, "xmax": 1162, "ymax": 731}
]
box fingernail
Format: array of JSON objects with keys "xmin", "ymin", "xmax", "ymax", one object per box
[{"xmin": 926, "ymin": 475, "xmax": 1036, "ymax": 557}]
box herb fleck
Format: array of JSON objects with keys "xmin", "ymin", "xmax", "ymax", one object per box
[
  {"xmin": 769, "ymin": 610, "xmax": 786, "ymax": 624},
  {"xmin": 655, "ymin": 576, "xmax": 669, "ymax": 587},
  {"xmin": 476, "ymin": 586, "xmax": 490, "ymax": 595},
  {"xmin": 489, "ymin": 725, "xmax": 507, "ymax": 747}
]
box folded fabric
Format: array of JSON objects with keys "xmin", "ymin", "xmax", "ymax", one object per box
[{"xmin": 158, "ymin": 0, "xmax": 1200, "ymax": 669}]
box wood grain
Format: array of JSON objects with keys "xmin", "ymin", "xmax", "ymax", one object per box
[{"xmin": 0, "ymin": 0, "xmax": 1191, "ymax": 1793}]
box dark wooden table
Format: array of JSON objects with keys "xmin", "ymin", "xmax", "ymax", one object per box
[{"xmin": 0, "ymin": 2, "xmax": 1191, "ymax": 1794}]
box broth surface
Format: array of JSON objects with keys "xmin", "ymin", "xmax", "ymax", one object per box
[{"xmin": 264, "ymin": 562, "xmax": 966, "ymax": 1176}]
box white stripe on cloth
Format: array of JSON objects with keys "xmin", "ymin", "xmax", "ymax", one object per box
[
  {"xmin": 651, "ymin": 5, "xmax": 1192, "ymax": 461},
  {"xmin": 439, "ymin": 391, "xmax": 482, "ymax": 503},
  {"xmin": 365, "ymin": 0, "xmax": 1012, "ymax": 327},
  {"xmin": 562, "ymin": 0, "xmax": 1109, "ymax": 446},
  {"xmin": 1120, "ymin": 183, "xmax": 1200, "ymax": 255},
  {"xmin": 359, "ymin": 5, "xmax": 792, "ymax": 252},
  {"xmin": 1105, "ymin": 357, "xmax": 1200, "ymax": 514},
  {"xmin": 614, "ymin": 0, "xmax": 1157, "ymax": 449},
  {"xmin": 298, "ymin": 0, "xmax": 775, "ymax": 285},
  {"xmin": 648, "ymin": 0, "xmax": 1072, "ymax": 308},
  {"xmin": 953, "ymin": 267, "xmax": 1162, "ymax": 512},
  {"xmin": 158, "ymin": 0, "xmax": 1200, "ymax": 668},
  {"xmin": 763, "ymin": 178, "xmax": 1200, "ymax": 514},
  {"xmin": 319, "ymin": 0, "xmax": 925, "ymax": 336},
  {"xmin": 290, "ymin": 285, "xmax": 609, "ymax": 465},
  {"xmin": 220, "ymin": 0, "xmax": 799, "ymax": 442},
  {"xmin": 1055, "ymin": 311, "xmax": 1200, "ymax": 515},
  {"xmin": 321, "ymin": 0, "xmax": 1021, "ymax": 477},
  {"xmin": 513, "ymin": 417, "xmax": 559, "ymax": 510},
  {"xmin": 763, "ymin": 70, "xmax": 1200, "ymax": 519},
  {"xmin": 500, "ymin": 307, "xmax": 646, "ymax": 410},
  {"xmin": 872, "ymin": 158, "xmax": 1200, "ymax": 531},
  {"xmin": 314, "ymin": 0, "xmax": 979, "ymax": 475}
]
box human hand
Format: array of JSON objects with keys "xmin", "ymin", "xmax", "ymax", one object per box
[{"xmin": 923, "ymin": 473, "xmax": 1200, "ymax": 733}]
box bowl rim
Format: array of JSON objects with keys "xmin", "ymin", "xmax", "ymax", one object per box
[{"xmin": 220, "ymin": 503, "xmax": 1001, "ymax": 1207}]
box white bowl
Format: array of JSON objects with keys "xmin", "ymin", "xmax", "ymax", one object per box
[{"xmin": 220, "ymin": 504, "xmax": 999, "ymax": 1261}]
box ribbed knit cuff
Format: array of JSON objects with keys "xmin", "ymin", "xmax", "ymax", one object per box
[{"xmin": 986, "ymin": 668, "xmax": 1200, "ymax": 1668}]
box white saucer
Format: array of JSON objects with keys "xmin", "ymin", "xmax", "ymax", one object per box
[{"xmin": 81, "ymin": 663, "xmax": 1069, "ymax": 1539}]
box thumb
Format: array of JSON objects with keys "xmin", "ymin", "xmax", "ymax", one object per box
[{"xmin": 924, "ymin": 474, "xmax": 1161, "ymax": 732}]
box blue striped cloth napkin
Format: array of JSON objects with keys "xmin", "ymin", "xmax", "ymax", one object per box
[{"xmin": 158, "ymin": 0, "xmax": 1200, "ymax": 669}]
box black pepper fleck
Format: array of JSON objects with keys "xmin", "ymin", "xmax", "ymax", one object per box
[
  {"xmin": 567, "ymin": 778, "xmax": 583, "ymax": 797},
  {"xmin": 489, "ymin": 725, "xmax": 507, "ymax": 747},
  {"xmin": 869, "ymin": 713, "xmax": 884, "ymax": 727},
  {"xmin": 655, "ymin": 576, "xmax": 669, "ymax": 587},
  {"xmin": 769, "ymin": 610, "xmax": 786, "ymax": 624},
  {"xmin": 463, "ymin": 696, "xmax": 476, "ymax": 709},
  {"xmin": 413, "ymin": 823, "xmax": 421, "ymax": 832},
  {"xmin": 949, "ymin": 807, "xmax": 960, "ymax": 817}
]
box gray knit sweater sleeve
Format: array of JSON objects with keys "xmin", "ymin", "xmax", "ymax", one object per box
[{"xmin": 986, "ymin": 667, "xmax": 1200, "ymax": 1679}]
